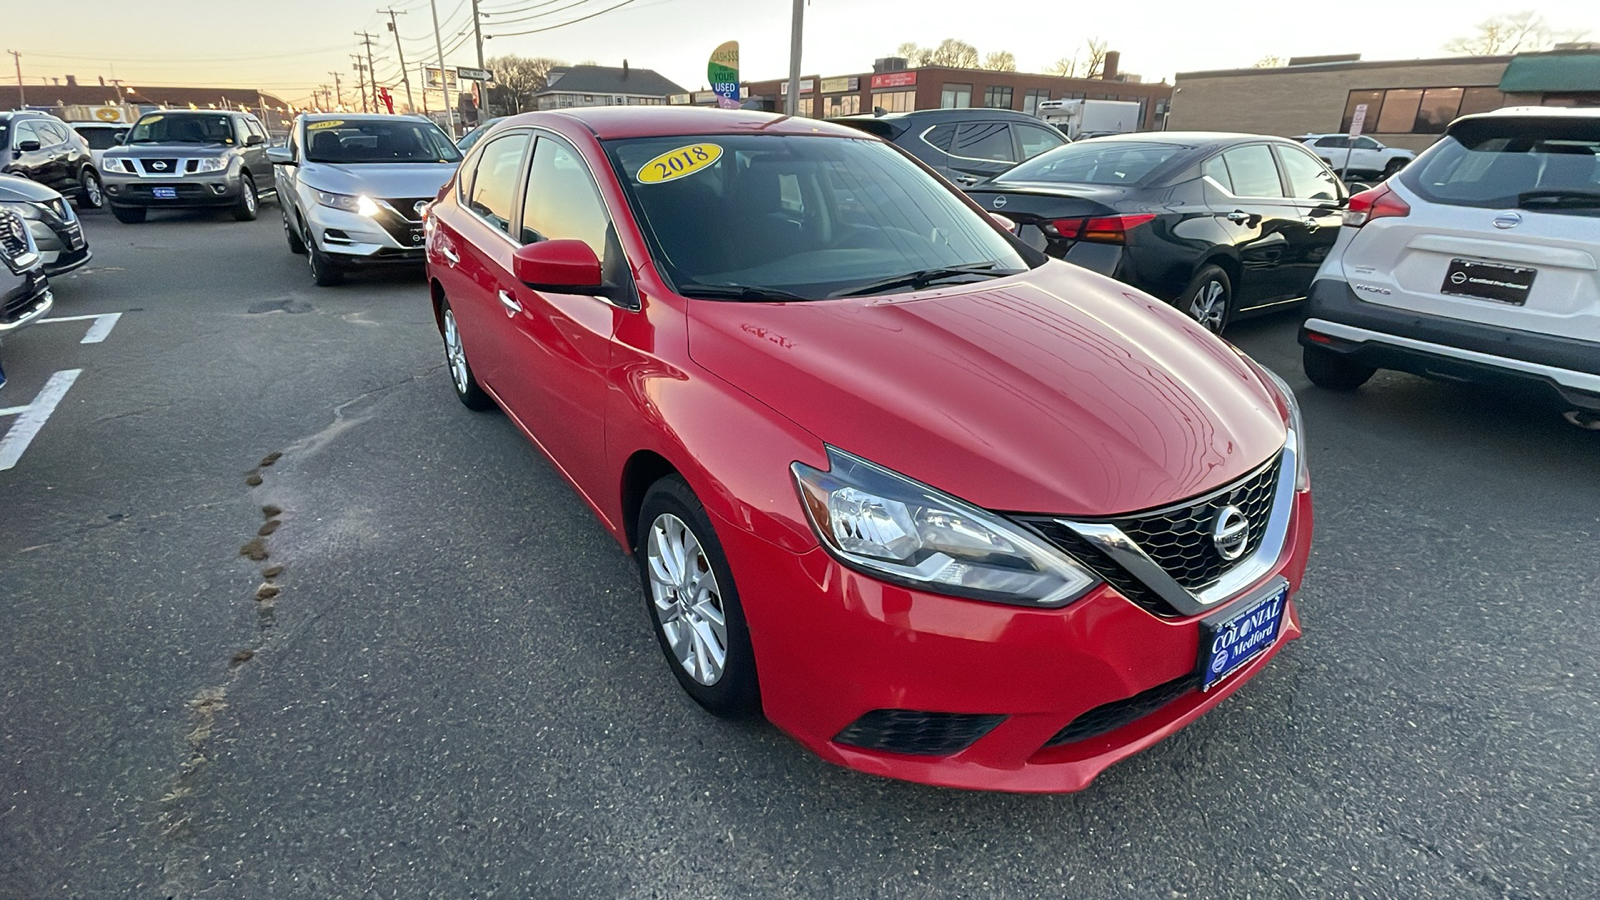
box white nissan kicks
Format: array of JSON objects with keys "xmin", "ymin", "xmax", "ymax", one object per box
[{"xmin": 1298, "ymin": 107, "xmax": 1600, "ymax": 427}]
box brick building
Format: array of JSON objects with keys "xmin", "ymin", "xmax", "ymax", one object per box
[
  {"xmin": 732, "ymin": 57, "xmax": 1172, "ymax": 131},
  {"xmin": 1170, "ymin": 49, "xmax": 1600, "ymax": 153}
]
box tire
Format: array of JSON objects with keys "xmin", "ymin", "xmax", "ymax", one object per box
[
  {"xmin": 232, "ymin": 174, "xmax": 259, "ymax": 221},
  {"xmin": 78, "ymin": 168, "xmax": 104, "ymax": 209},
  {"xmin": 1303, "ymin": 344, "xmax": 1376, "ymax": 391},
  {"xmin": 440, "ymin": 299, "xmax": 493, "ymax": 410},
  {"xmin": 283, "ymin": 207, "xmax": 306, "ymax": 254},
  {"xmin": 1181, "ymin": 264, "xmax": 1234, "ymax": 335},
  {"xmin": 110, "ymin": 204, "xmax": 146, "ymax": 224},
  {"xmin": 307, "ymin": 240, "xmax": 344, "ymax": 286},
  {"xmin": 637, "ymin": 475, "xmax": 760, "ymax": 719}
]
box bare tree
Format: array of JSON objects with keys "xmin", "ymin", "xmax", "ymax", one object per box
[
  {"xmin": 1047, "ymin": 56, "xmax": 1079, "ymax": 78},
  {"xmin": 1084, "ymin": 38, "xmax": 1109, "ymax": 79},
  {"xmin": 1444, "ymin": 10, "xmax": 1585, "ymax": 55},
  {"xmin": 922, "ymin": 38, "xmax": 981, "ymax": 68},
  {"xmin": 895, "ymin": 42, "xmax": 923, "ymax": 63},
  {"xmin": 1253, "ymin": 55, "xmax": 1286, "ymax": 68},
  {"xmin": 982, "ymin": 51, "xmax": 1017, "ymax": 72},
  {"xmin": 487, "ymin": 54, "xmax": 563, "ymax": 115}
]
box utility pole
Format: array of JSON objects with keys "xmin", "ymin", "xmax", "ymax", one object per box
[
  {"xmin": 380, "ymin": 8, "xmax": 415, "ymax": 113},
  {"xmin": 329, "ymin": 71, "xmax": 344, "ymax": 110},
  {"xmin": 317, "ymin": 84, "xmax": 331, "ymax": 111},
  {"xmin": 470, "ymin": 0, "xmax": 486, "ymax": 71},
  {"xmin": 5, "ymin": 50, "xmax": 23, "ymax": 109},
  {"xmin": 785, "ymin": 0, "xmax": 803, "ymax": 116},
  {"xmin": 419, "ymin": 64, "xmax": 430, "ymax": 116},
  {"xmin": 356, "ymin": 32, "xmax": 379, "ymax": 112},
  {"xmin": 351, "ymin": 54, "xmax": 369, "ymax": 113},
  {"xmin": 429, "ymin": 0, "xmax": 456, "ymax": 138}
]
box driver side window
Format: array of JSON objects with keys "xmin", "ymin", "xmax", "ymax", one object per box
[{"xmin": 519, "ymin": 136, "xmax": 610, "ymax": 258}]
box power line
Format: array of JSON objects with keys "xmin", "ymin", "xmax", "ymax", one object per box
[{"xmin": 485, "ymin": 0, "xmax": 644, "ymax": 38}]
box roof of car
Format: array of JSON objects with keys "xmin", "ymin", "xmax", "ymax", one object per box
[
  {"xmin": 837, "ymin": 108, "xmax": 1049, "ymax": 125},
  {"xmin": 1077, "ymin": 131, "xmax": 1295, "ymax": 146},
  {"xmin": 1467, "ymin": 105, "xmax": 1600, "ymax": 119},
  {"xmin": 299, "ymin": 113, "xmax": 428, "ymax": 123},
  {"xmin": 511, "ymin": 106, "xmax": 869, "ymax": 140}
]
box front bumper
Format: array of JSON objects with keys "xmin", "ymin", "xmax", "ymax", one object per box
[
  {"xmin": 26, "ymin": 220, "xmax": 91, "ymax": 276},
  {"xmin": 304, "ymin": 201, "xmax": 426, "ymax": 264},
  {"xmin": 717, "ymin": 487, "xmax": 1312, "ymax": 793},
  {"xmin": 104, "ymin": 171, "xmax": 244, "ymax": 208},
  {"xmin": 1, "ymin": 269, "xmax": 54, "ymax": 334},
  {"xmin": 1300, "ymin": 278, "xmax": 1600, "ymax": 412}
]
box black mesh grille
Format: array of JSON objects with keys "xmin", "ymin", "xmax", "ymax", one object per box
[
  {"xmin": 1024, "ymin": 522, "xmax": 1169, "ymax": 616},
  {"xmin": 1043, "ymin": 675, "xmax": 1196, "ymax": 747},
  {"xmin": 0, "ymin": 210, "xmax": 28, "ymax": 261},
  {"xmin": 834, "ymin": 710, "xmax": 1005, "ymax": 757},
  {"xmin": 1115, "ymin": 456, "xmax": 1280, "ymax": 590}
]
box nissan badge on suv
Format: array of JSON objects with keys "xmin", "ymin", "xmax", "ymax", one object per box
[
  {"xmin": 100, "ymin": 110, "xmax": 274, "ymax": 223},
  {"xmin": 269, "ymin": 114, "xmax": 462, "ymax": 286}
]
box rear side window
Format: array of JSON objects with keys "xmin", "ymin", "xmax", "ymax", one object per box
[
  {"xmin": 1201, "ymin": 155, "xmax": 1232, "ymax": 193},
  {"xmin": 1220, "ymin": 144, "xmax": 1284, "ymax": 198},
  {"xmin": 1277, "ymin": 146, "xmax": 1341, "ymax": 201},
  {"xmin": 954, "ymin": 123, "xmax": 1014, "ymax": 161},
  {"xmin": 998, "ymin": 140, "xmax": 1186, "ymax": 186},
  {"xmin": 1015, "ymin": 124, "xmax": 1066, "ymax": 161},
  {"xmin": 466, "ymin": 132, "xmax": 531, "ymax": 234},
  {"xmin": 1400, "ymin": 117, "xmax": 1600, "ymax": 213},
  {"xmin": 923, "ymin": 124, "xmax": 957, "ymax": 152}
]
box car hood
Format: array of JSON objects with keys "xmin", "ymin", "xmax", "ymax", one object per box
[
  {"xmin": 107, "ymin": 143, "xmax": 232, "ymax": 158},
  {"xmin": 0, "ymin": 173, "xmax": 61, "ymax": 203},
  {"xmin": 685, "ymin": 263, "xmax": 1286, "ymax": 516},
  {"xmin": 298, "ymin": 162, "xmax": 457, "ymax": 199}
]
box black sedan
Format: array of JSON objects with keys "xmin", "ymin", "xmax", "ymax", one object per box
[{"xmin": 968, "ymin": 133, "xmax": 1347, "ymax": 333}]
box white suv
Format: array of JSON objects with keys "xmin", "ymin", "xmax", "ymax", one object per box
[
  {"xmin": 1298, "ymin": 107, "xmax": 1600, "ymax": 423},
  {"xmin": 1301, "ymin": 134, "xmax": 1415, "ymax": 181}
]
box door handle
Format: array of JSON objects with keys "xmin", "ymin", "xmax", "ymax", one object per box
[
  {"xmin": 1301, "ymin": 217, "xmax": 1321, "ymax": 230},
  {"xmin": 497, "ymin": 289, "xmax": 522, "ymax": 316},
  {"xmin": 1225, "ymin": 210, "xmax": 1252, "ymax": 223},
  {"xmin": 954, "ymin": 174, "xmax": 979, "ymax": 186},
  {"xmin": 440, "ymin": 244, "xmax": 459, "ymax": 265}
]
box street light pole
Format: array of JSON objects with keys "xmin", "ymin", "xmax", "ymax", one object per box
[
  {"xmin": 6, "ymin": 50, "xmax": 23, "ymax": 109},
  {"xmin": 429, "ymin": 0, "xmax": 457, "ymax": 139},
  {"xmin": 356, "ymin": 32, "xmax": 380, "ymax": 113},
  {"xmin": 785, "ymin": 0, "xmax": 803, "ymax": 117}
]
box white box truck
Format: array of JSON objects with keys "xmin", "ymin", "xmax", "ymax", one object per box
[{"xmin": 1037, "ymin": 99, "xmax": 1143, "ymax": 140}]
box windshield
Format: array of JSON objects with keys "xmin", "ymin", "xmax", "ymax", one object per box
[
  {"xmin": 76, "ymin": 127, "xmax": 127, "ymax": 150},
  {"xmin": 997, "ymin": 140, "xmax": 1188, "ymax": 186},
  {"xmin": 304, "ymin": 119, "xmax": 461, "ymax": 164},
  {"xmin": 603, "ymin": 133, "xmax": 1030, "ymax": 300},
  {"xmin": 457, "ymin": 119, "xmax": 502, "ymax": 152},
  {"xmin": 128, "ymin": 114, "xmax": 234, "ymax": 144},
  {"xmin": 1399, "ymin": 117, "xmax": 1600, "ymax": 213}
]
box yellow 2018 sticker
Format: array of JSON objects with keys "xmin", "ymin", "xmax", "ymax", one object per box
[
  {"xmin": 637, "ymin": 143, "xmax": 722, "ymax": 184},
  {"xmin": 307, "ymin": 120, "xmax": 345, "ymax": 131}
]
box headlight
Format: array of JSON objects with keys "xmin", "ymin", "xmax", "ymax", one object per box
[
  {"xmin": 0, "ymin": 201, "xmax": 42, "ymax": 221},
  {"xmin": 314, "ymin": 190, "xmax": 379, "ymax": 216},
  {"xmin": 195, "ymin": 157, "xmax": 228, "ymax": 173},
  {"xmin": 792, "ymin": 447, "xmax": 1099, "ymax": 607},
  {"xmin": 1252, "ymin": 362, "xmax": 1309, "ymax": 491}
]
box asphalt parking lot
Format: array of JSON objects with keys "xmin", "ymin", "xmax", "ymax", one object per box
[{"xmin": 1, "ymin": 207, "xmax": 1596, "ymax": 899}]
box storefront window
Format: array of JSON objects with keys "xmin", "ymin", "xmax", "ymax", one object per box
[
  {"xmin": 826, "ymin": 94, "xmax": 861, "ymax": 117},
  {"xmin": 1374, "ymin": 89, "xmax": 1422, "ymax": 134},
  {"xmin": 1459, "ymin": 87, "xmax": 1505, "ymax": 116},
  {"xmin": 871, "ymin": 90, "xmax": 916, "ymax": 113},
  {"xmin": 983, "ymin": 86, "xmax": 1013, "ymax": 109},
  {"xmin": 1341, "ymin": 90, "xmax": 1384, "ymax": 133},
  {"xmin": 941, "ymin": 84, "xmax": 972, "ymax": 108},
  {"xmin": 1022, "ymin": 88, "xmax": 1050, "ymax": 115},
  {"xmin": 1413, "ymin": 87, "xmax": 1463, "ymax": 133}
]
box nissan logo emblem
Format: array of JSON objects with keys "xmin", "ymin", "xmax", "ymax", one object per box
[
  {"xmin": 1450, "ymin": 271, "xmax": 1469, "ymax": 285},
  {"xmin": 1212, "ymin": 505, "xmax": 1250, "ymax": 561},
  {"xmin": 151, "ymin": 161, "xmax": 167, "ymax": 171},
  {"xmin": 1493, "ymin": 212, "xmax": 1522, "ymax": 229},
  {"xmin": 414, "ymin": 200, "xmax": 430, "ymax": 217},
  {"xmin": 992, "ymin": 196, "xmax": 1007, "ymax": 210}
]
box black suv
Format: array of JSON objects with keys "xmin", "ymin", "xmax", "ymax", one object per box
[
  {"xmin": 0, "ymin": 111, "xmax": 102, "ymax": 209},
  {"xmin": 835, "ymin": 108, "xmax": 1068, "ymax": 187},
  {"xmin": 100, "ymin": 110, "xmax": 274, "ymax": 223}
]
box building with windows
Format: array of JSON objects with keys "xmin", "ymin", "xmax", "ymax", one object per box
[
  {"xmin": 1169, "ymin": 50, "xmax": 1600, "ymax": 152},
  {"xmin": 736, "ymin": 57, "xmax": 1172, "ymax": 130},
  {"xmin": 532, "ymin": 63, "xmax": 685, "ymax": 110}
]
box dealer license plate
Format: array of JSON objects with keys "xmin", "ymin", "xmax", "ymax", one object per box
[
  {"xmin": 1198, "ymin": 577, "xmax": 1289, "ymax": 691},
  {"xmin": 1441, "ymin": 258, "xmax": 1535, "ymax": 305},
  {"xmin": 151, "ymin": 187, "xmax": 178, "ymax": 200}
]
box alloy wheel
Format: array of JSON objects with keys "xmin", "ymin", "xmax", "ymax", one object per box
[
  {"xmin": 1188, "ymin": 279, "xmax": 1228, "ymax": 333},
  {"xmin": 244, "ymin": 182, "xmax": 257, "ymax": 215},
  {"xmin": 83, "ymin": 173, "xmax": 102, "ymax": 208},
  {"xmin": 645, "ymin": 513, "xmax": 728, "ymax": 686},
  {"xmin": 443, "ymin": 309, "xmax": 469, "ymax": 394}
]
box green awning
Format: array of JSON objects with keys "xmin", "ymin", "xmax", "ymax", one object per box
[{"xmin": 1499, "ymin": 53, "xmax": 1600, "ymax": 93}]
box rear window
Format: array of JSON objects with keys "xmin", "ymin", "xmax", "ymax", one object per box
[
  {"xmin": 1399, "ymin": 116, "xmax": 1600, "ymax": 214},
  {"xmin": 76, "ymin": 127, "xmax": 126, "ymax": 150},
  {"xmin": 996, "ymin": 141, "xmax": 1186, "ymax": 186}
]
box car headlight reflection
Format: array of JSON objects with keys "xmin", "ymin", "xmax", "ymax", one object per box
[
  {"xmin": 792, "ymin": 447, "xmax": 1099, "ymax": 607},
  {"xmin": 194, "ymin": 157, "xmax": 228, "ymax": 173},
  {"xmin": 314, "ymin": 190, "xmax": 380, "ymax": 217}
]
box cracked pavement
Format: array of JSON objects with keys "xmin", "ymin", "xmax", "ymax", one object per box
[{"xmin": 1, "ymin": 210, "xmax": 1597, "ymax": 898}]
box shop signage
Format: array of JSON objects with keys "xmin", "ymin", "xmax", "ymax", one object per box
[
  {"xmin": 708, "ymin": 41, "xmax": 740, "ymax": 110},
  {"xmin": 870, "ymin": 71, "xmax": 917, "ymax": 89}
]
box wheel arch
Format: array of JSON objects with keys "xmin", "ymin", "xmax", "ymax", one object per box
[
  {"xmin": 619, "ymin": 450, "xmax": 681, "ymax": 551},
  {"xmin": 429, "ymin": 278, "xmax": 447, "ymax": 332}
]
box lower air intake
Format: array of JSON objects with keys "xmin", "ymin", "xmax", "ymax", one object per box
[
  {"xmin": 834, "ymin": 709, "xmax": 1005, "ymax": 757},
  {"xmin": 1044, "ymin": 675, "xmax": 1196, "ymax": 747}
]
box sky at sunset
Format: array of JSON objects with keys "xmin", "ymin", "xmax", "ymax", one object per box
[{"xmin": 5, "ymin": 0, "xmax": 1598, "ymax": 110}]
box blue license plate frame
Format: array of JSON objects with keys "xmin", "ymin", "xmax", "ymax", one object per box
[
  {"xmin": 151, "ymin": 187, "xmax": 178, "ymax": 200},
  {"xmin": 1198, "ymin": 577, "xmax": 1289, "ymax": 691}
]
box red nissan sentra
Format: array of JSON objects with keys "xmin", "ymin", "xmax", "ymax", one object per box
[{"xmin": 424, "ymin": 107, "xmax": 1312, "ymax": 792}]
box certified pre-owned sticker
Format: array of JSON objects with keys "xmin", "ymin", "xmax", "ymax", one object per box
[
  {"xmin": 637, "ymin": 143, "xmax": 723, "ymax": 184},
  {"xmin": 307, "ymin": 120, "xmax": 346, "ymax": 130}
]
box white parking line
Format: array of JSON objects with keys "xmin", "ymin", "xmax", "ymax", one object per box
[
  {"xmin": 37, "ymin": 312, "xmax": 123, "ymax": 344},
  {"xmin": 0, "ymin": 369, "xmax": 82, "ymax": 471},
  {"xmin": 0, "ymin": 406, "xmax": 29, "ymax": 417}
]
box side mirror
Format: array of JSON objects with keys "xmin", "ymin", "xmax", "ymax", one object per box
[
  {"xmin": 245, "ymin": 133, "xmax": 265, "ymax": 146},
  {"xmin": 513, "ymin": 239, "xmax": 603, "ymax": 292},
  {"xmin": 265, "ymin": 146, "xmax": 294, "ymax": 165},
  {"xmin": 16, "ymin": 140, "xmax": 41, "ymax": 153}
]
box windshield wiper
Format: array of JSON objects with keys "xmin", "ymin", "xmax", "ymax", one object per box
[
  {"xmin": 826, "ymin": 263, "xmax": 1008, "ymax": 298},
  {"xmin": 1518, "ymin": 190, "xmax": 1600, "ymax": 208},
  {"xmin": 677, "ymin": 283, "xmax": 812, "ymax": 302}
]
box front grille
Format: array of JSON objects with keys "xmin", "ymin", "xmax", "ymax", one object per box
[
  {"xmin": 1115, "ymin": 456, "xmax": 1280, "ymax": 590},
  {"xmin": 0, "ymin": 210, "xmax": 28, "ymax": 261},
  {"xmin": 1043, "ymin": 675, "xmax": 1196, "ymax": 747},
  {"xmin": 1026, "ymin": 523, "xmax": 1170, "ymax": 616},
  {"xmin": 834, "ymin": 710, "xmax": 1005, "ymax": 757},
  {"xmin": 385, "ymin": 197, "xmax": 434, "ymax": 223},
  {"xmin": 139, "ymin": 158, "xmax": 180, "ymax": 175}
]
